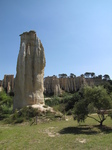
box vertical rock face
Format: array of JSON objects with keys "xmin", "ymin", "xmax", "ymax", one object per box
[
  {"xmin": 0, "ymin": 80, "xmax": 3, "ymax": 92},
  {"xmin": 44, "ymin": 76, "xmax": 86, "ymax": 95},
  {"xmin": 0, "ymin": 80, "xmax": 3, "ymax": 87},
  {"xmin": 44, "ymin": 76, "xmax": 62, "ymax": 96},
  {"xmin": 3, "ymin": 75, "xmax": 14, "ymax": 93},
  {"xmin": 14, "ymin": 31, "xmax": 46, "ymax": 110},
  {"xmin": 59, "ymin": 76, "xmax": 86, "ymax": 92}
]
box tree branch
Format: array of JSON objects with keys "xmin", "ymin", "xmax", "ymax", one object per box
[
  {"xmin": 87, "ymin": 115, "xmax": 100, "ymax": 123},
  {"xmin": 98, "ymin": 114, "xmax": 101, "ymax": 121}
]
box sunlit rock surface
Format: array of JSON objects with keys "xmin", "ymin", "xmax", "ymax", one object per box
[{"xmin": 14, "ymin": 31, "xmax": 46, "ymax": 110}]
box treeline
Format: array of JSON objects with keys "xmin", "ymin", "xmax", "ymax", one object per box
[{"xmin": 57, "ymin": 72, "xmax": 111, "ymax": 80}]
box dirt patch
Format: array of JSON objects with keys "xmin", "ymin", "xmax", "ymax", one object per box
[
  {"xmin": 76, "ymin": 138, "xmax": 86, "ymax": 144},
  {"xmin": 44, "ymin": 127, "xmax": 60, "ymax": 137}
]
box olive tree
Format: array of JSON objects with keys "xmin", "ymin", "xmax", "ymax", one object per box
[{"xmin": 73, "ymin": 86, "xmax": 112, "ymax": 126}]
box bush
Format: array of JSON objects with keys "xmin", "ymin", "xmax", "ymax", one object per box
[
  {"xmin": 64, "ymin": 93, "xmax": 81, "ymax": 112},
  {"xmin": 45, "ymin": 96, "xmax": 60, "ymax": 107},
  {"xmin": 4, "ymin": 106, "xmax": 39, "ymax": 124},
  {"xmin": 0, "ymin": 105, "xmax": 13, "ymax": 114},
  {"xmin": 14, "ymin": 118, "xmax": 24, "ymax": 124},
  {"xmin": 0, "ymin": 91, "xmax": 13, "ymax": 120},
  {"xmin": 45, "ymin": 92, "xmax": 81, "ymax": 114}
]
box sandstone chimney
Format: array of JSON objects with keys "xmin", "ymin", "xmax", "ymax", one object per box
[{"xmin": 14, "ymin": 31, "xmax": 46, "ymax": 109}]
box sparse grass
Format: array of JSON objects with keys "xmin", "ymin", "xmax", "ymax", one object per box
[{"xmin": 0, "ymin": 114, "xmax": 112, "ymax": 150}]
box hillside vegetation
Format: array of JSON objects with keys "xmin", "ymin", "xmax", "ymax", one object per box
[
  {"xmin": 1, "ymin": 80, "xmax": 112, "ymax": 126},
  {"xmin": 45, "ymin": 84, "xmax": 112, "ymax": 126}
]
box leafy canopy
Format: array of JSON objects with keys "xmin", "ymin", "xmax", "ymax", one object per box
[{"xmin": 73, "ymin": 86, "xmax": 112, "ymax": 126}]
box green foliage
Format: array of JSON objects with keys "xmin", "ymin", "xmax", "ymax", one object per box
[
  {"xmin": 45, "ymin": 93, "xmax": 78, "ymax": 114},
  {"xmin": 45, "ymin": 85, "xmax": 112, "ymax": 126},
  {"xmin": 4, "ymin": 106, "xmax": 63, "ymax": 124},
  {"xmin": 58, "ymin": 73, "xmax": 67, "ymax": 78},
  {"xmin": 19, "ymin": 106, "xmax": 38, "ymax": 118},
  {"xmin": 0, "ymin": 91, "xmax": 12, "ymax": 106},
  {"xmin": 0, "ymin": 91, "xmax": 13, "ymax": 120},
  {"xmin": 84, "ymin": 72, "xmax": 95, "ymax": 78},
  {"xmin": 45, "ymin": 96, "xmax": 60, "ymax": 107},
  {"xmin": 108, "ymin": 112, "xmax": 112, "ymax": 119},
  {"xmin": 0, "ymin": 105, "xmax": 13, "ymax": 114},
  {"xmin": 103, "ymin": 74, "xmax": 110, "ymax": 80},
  {"xmin": 87, "ymin": 103, "xmax": 96, "ymax": 114},
  {"xmin": 101, "ymin": 82, "xmax": 112, "ymax": 94},
  {"xmin": 83, "ymin": 86, "xmax": 111, "ymax": 110},
  {"xmin": 73, "ymin": 100, "xmax": 88, "ymax": 122},
  {"xmin": 73, "ymin": 86, "xmax": 112, "ymax": 126},
  {"xmin": 64, "ymin": 93, "xmax": 81, "ymax": 112},
  {"xmin": 4, "ymin": 106, "xmax": 39, "ymax": 124}
]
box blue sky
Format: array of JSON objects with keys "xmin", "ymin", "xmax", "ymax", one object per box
[{"xmin": 0, "ymin": 0, "xmax": 112, "ymax": 80}]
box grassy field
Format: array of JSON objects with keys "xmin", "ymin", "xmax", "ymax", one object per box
[{"xmin": 0, "ymin": 115, "xmax": 112, "ymax": 150}]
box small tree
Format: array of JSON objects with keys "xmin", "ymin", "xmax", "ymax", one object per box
[
  {"xmin": 91, "ymin": 72, "xmax": 95, "ymax": 78},
  {"xmin": 98, "ymin": 75, "xmax": 102, "ymax": 79},
  {"xmin": 84, "ymin": 72, "xmax": 91, "ymax": 78},
  {"xmin": 73, "ymin": 86, "xmax": 112, "ymax": 126},
  {"xmin": 58, "ymin": 73, "xmax": 67, "ymax": 78},
  {"xmin": 70, "ymin": 73, "xmax": 76, "ymax": 78},
  {"xmin": 73, "ymin": 100, "xmax": 88, "ymax": 123},
  {"xmin": 103, "ymin": 74, "xmax": 110, "ymax": 81}
]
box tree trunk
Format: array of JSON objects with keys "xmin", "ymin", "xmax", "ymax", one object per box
[{"xmin": 100, "ymin": 120, "xmax": 103, "ymax": 126}]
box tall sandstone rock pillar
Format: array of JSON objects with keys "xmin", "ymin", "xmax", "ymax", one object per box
[{"xmin": 14, "ymin": 31, "xmax": 46, "ymax": 110}]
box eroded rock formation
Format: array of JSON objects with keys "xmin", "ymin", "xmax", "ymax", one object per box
[
  {"xmin": 44, "ymin": 75, "xmax": 108, "ymax": 96},
  {"xmin": 14, "ymin": 31, "xmax": 46, "ymax": 110},
  {"xmin": 3, "ymin": 75, "xmax": 14, "ymax": 93},
  {"xmin": 44, "ymin": 76, "xmax": 62, "ymax": 96},
  {"xmin": 0, "ymin": 80, "xmax": 3, "ymax": 92},
  {"xmin": 44, "ymin": 76, "xmax": 86, "ymax": 95}
]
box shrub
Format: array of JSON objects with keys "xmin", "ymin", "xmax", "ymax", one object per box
[
  {"xmin": 0, "ymin": 91, "xmax": 13, "ymax": 120},
  {"xmin": 4, "ymin": 106, "xmax": 39, "ymax": 124},
  {"xmin": 45, "ymin": 96, "xmax": 60, "ymax": 107}
]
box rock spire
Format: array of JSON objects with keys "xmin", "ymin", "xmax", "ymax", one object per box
[{"xmin": 14, "ymin": 31, "xmax": 46, "ymax": 109}]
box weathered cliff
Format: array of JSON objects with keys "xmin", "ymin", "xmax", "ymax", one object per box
[
  {"xmin": 59, "ymin": 76, "xmax": 86, "ymax": 92},
  {"xmin": 44, "ymin": 76, "xmax": 62, "ymax": 96},
  {"xmin": 44, "ymin": 76, "xmax": 86, "ymax": 95},
  {"xmin": 3, "ymin": 75, "xmax": 14, "ymax": 93},
  {"xmin": 0, "ymin": 80, "xmax": 3, "ymax": 92},
  {"xmin": 44, "ymin": 75, "xmax": 107, "ymax": 95}
]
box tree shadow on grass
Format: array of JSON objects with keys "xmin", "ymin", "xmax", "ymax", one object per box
[
  {"xmin": 94, "ymin": 125, "xmax": 112, "ymax": 134},
  {"xmin": 59, "ymin": 125, "xmax": 112, "ymax": 135}
]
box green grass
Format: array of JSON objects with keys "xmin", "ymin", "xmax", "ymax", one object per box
[{"xmin": 0, "ymin": 115, "xmax": 112, "ymax": 150}]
